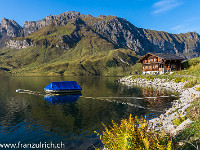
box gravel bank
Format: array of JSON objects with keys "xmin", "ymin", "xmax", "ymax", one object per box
[{"xmin": 119, "ymin": 76, "xmax": 200, "ymax": 136}]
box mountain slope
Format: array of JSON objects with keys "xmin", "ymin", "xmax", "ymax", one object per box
[
  {"xmin": 0, "ymin": 18, "xmax": 139, "ymax": 76},
  {"xmin": 0, "ymin": 11, "xmax": 200, "ymax": 75},
  {"xmin": 2, "ymin": 11, "xmax": 200, "ymax": 59}
]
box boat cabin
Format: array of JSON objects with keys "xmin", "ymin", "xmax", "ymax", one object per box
[
  {"xmin": 137, "ymin": 53, "xmax": 184, "ymax": 75},
  {"xmin": 44, "ymin": 81, "xmax": 82, "ymax": 93}
]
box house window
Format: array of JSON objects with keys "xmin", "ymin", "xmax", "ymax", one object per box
[
  {"xmin": 154, "ymin": 59, "xmax": 157, "ymax": 62},
  {"xmin": 172, "ymin": 64, "xmax": 176, "ymax": 68}
]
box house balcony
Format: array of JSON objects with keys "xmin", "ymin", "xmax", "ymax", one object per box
[{"xmin": 143, "ymin": 62, "xmax": 162, "ymax": 64}]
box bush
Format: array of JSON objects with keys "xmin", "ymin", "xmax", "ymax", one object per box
[
  {"xmin": 172, "ymin": 113, "xmax": 185, "ymax": 126},
  {"xmin": 168, "ymin": 77, "xmax": 173, "ymax": 81},
  {"xmin": 174, "ymin": 77, "xmax": 181, "ymax": 83},
  {"xmin": 181, "ymin": 78, "xmax": 186, "ymax": 83},
  {"xmin": 196, "ymin": 87, "xmax": 200, "ymax": 91},
  {"xmin": 96, "ymin": 114, "xmax": 173, "ymax": 150},
  {"xmin": 183, "ymin": 79, "xmax": 198, "ymax": 88},
  {"xmin": 147, "ymin": 76, "xmax": 154, "ymax": 81}
]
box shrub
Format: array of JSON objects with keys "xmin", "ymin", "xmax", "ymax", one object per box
[
  {"xmin": 165, "ymin": 72, "xmax": 170, "ymax": 75},
  {"xmin": 172, "ymin": 113, "xmax": 185, "ymax": 126},
  {"xmin": 181, "ymin": 78, "xmax": 186, "ymax": 83},
  {"xmin": 183, "ymin": 79, "xmax": 198, "ymax": 88},
  {"xmin": 196, "ymin": 87, "xmax": 200, "ymax": 91},
  {"xmin": 172, "ymin": 117, "xmax": 182, "ymax": 126},
  {"xmin": 147, "ymin": 76, "xmax": 154, "ymax": 81},
  {"xmin": 168, "ymin": 77, "xmax": 173, "ymax": 81},
  {"xmin": 96, "ymin": 114, "xmax": 173, "ymax": 150},
  {"xmin": 174, "ymin": 77, "xmax": 181, "ymax": 83}
]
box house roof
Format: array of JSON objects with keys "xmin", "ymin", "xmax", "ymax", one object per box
[{"xmin": 137, "ymin": 52, "xmax": 185, "ymax": 63}]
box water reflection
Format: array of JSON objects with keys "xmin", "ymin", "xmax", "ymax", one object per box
[
  {"xmin": 44, "ymin": 93, "xmax": 82, "ymax": 104},
  {"xmin": 0, "ymin": 76, "xmax": 178, "ymax": 149}
]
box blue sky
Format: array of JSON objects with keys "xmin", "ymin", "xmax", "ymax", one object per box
[{"xmin": 0, "ymin": 0, "xmax": 200, "ymax": 34}]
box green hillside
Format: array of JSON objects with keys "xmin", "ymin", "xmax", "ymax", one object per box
[
  {"xmin": 0, "ymin": 21, "xmax": 141, "ymax": 76},
  {"xmin": 0, "ymin": 17, "xmax": 145, "ymax": 76},
  {"xmin": 180, "ymin": 56, "xmax": 200, "ymax": 76},
  {"xmin": 0, "ymin": 46, "xmax": 140, "ymax": 76}
]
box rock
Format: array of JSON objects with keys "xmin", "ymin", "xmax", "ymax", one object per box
[
  {"xmin": 166, "ymin": 125, "xmax": 177, "ymax": 133},
  {"xmin": 6, "ymin": 39, "xmax": 31, "ymax": 49},
  {"xmin": 23, "ymin": 11, "xmax": 81, "ymax": 36},
  {"xmin": 0, "ymin": 18, "xmax": 23, "ymax": 37},
  {"xmin": 0, "ymin": 18, "xmax": 23, "ymax": 48}
]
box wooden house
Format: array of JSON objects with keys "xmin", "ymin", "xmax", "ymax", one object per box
[{"xmin": 137, "ymin": 53, "xmax": 184, "ymax": 74}]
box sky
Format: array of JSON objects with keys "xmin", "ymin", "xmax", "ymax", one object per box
[{"xmin": 0, "ymin": 0, "xmax": 200, "ymax": 34}]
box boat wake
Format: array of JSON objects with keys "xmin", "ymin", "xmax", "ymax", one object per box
[
  {"xmin": 83, "ymin": 96, "xmax": 163, "ymax": 112},
  {"xmin": 16, "ymin": 89, "xmax": 43, "ymax": 96}
]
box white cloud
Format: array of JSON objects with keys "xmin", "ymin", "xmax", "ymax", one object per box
[
  {"xmin": 152, "ymin": 0, "xmax": 183, "ymax": 15},
  {"xmin": 183, "ymin": 17, "xmax": 199, "ymax": 23},
  {"xmin": 171, "ymin": 25, "xmax": 184, "ymax": 30},
  {"xmin": 170, "ymin": 24, "xmax": 200, "ymax": 34}
]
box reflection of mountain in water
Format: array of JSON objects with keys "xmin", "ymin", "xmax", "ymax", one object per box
[{"xmin": 44, "ymin": 93, "xmax": 82, "ymax": 104}]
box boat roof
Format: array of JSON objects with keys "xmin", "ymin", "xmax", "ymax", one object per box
[{"xmin": 44, "ymin": 81, "xmax": 82, "ymax": 91}]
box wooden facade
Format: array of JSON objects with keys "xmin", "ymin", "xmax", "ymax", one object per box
[{"xmin": 137, "ymin": 53, "xmax": 184, "ymax": 74}]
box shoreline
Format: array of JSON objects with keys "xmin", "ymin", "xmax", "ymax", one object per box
[{"xmin": 119, "ymin": 76, "xmax": 200, "ymax": 136}]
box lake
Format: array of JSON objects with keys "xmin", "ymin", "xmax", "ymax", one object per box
[{"xmin": 0, "ymin": 76, "xmax": 177, "ymax": 149}]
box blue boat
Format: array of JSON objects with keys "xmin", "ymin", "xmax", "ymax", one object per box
[
  {"xmin": 44, "ymin": 81, "xmax": 82, "ymax": 93},
  {"xmin": 44, "ymin": 94, "xmax": 82, "ymax": 104}
]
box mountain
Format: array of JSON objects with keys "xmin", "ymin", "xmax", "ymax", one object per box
[
  {"xmin": 0, "ymin": 18, "xmax": 23, "ymax": 48},
  {"xmin": 0, "ymin": 11, "xmax": 200, "ymax": 76}
]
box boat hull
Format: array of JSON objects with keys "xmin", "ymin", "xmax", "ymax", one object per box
[{"xmin": 45, "ymin": 90, "xmax": 82, "ymax": 94}]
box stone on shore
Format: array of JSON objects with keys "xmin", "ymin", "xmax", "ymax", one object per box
[{"xmin": 119, "ymin": 76, "xmax": 200, "ymax": 136}]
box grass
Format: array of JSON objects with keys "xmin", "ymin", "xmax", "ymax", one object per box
[
  {"xmin": 175, "ymin": 56, "xmax": 200, "ymax": 78},
  {"xmin": 0, "ymin": 46, "xmax": 140, "ymax": 76},
  {"xmin": 183, "ymin": 79, "xmax": 198, "ymax": 88},
  {"xmin": 25, "ymin": 22, "xmax": 76, "ymax": 45},
  {"xmin": 175, "ymin": 97, "xmax": 200, "ymax": 150}
]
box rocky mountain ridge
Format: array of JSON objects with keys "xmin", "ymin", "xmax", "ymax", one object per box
[
  {"xmin": 1, "ymin": 11, "xmax": 200, "ymax": 59},
  {"xmin": 0, "ymin": 18, "xmax": 23, "ymax": 48}
]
